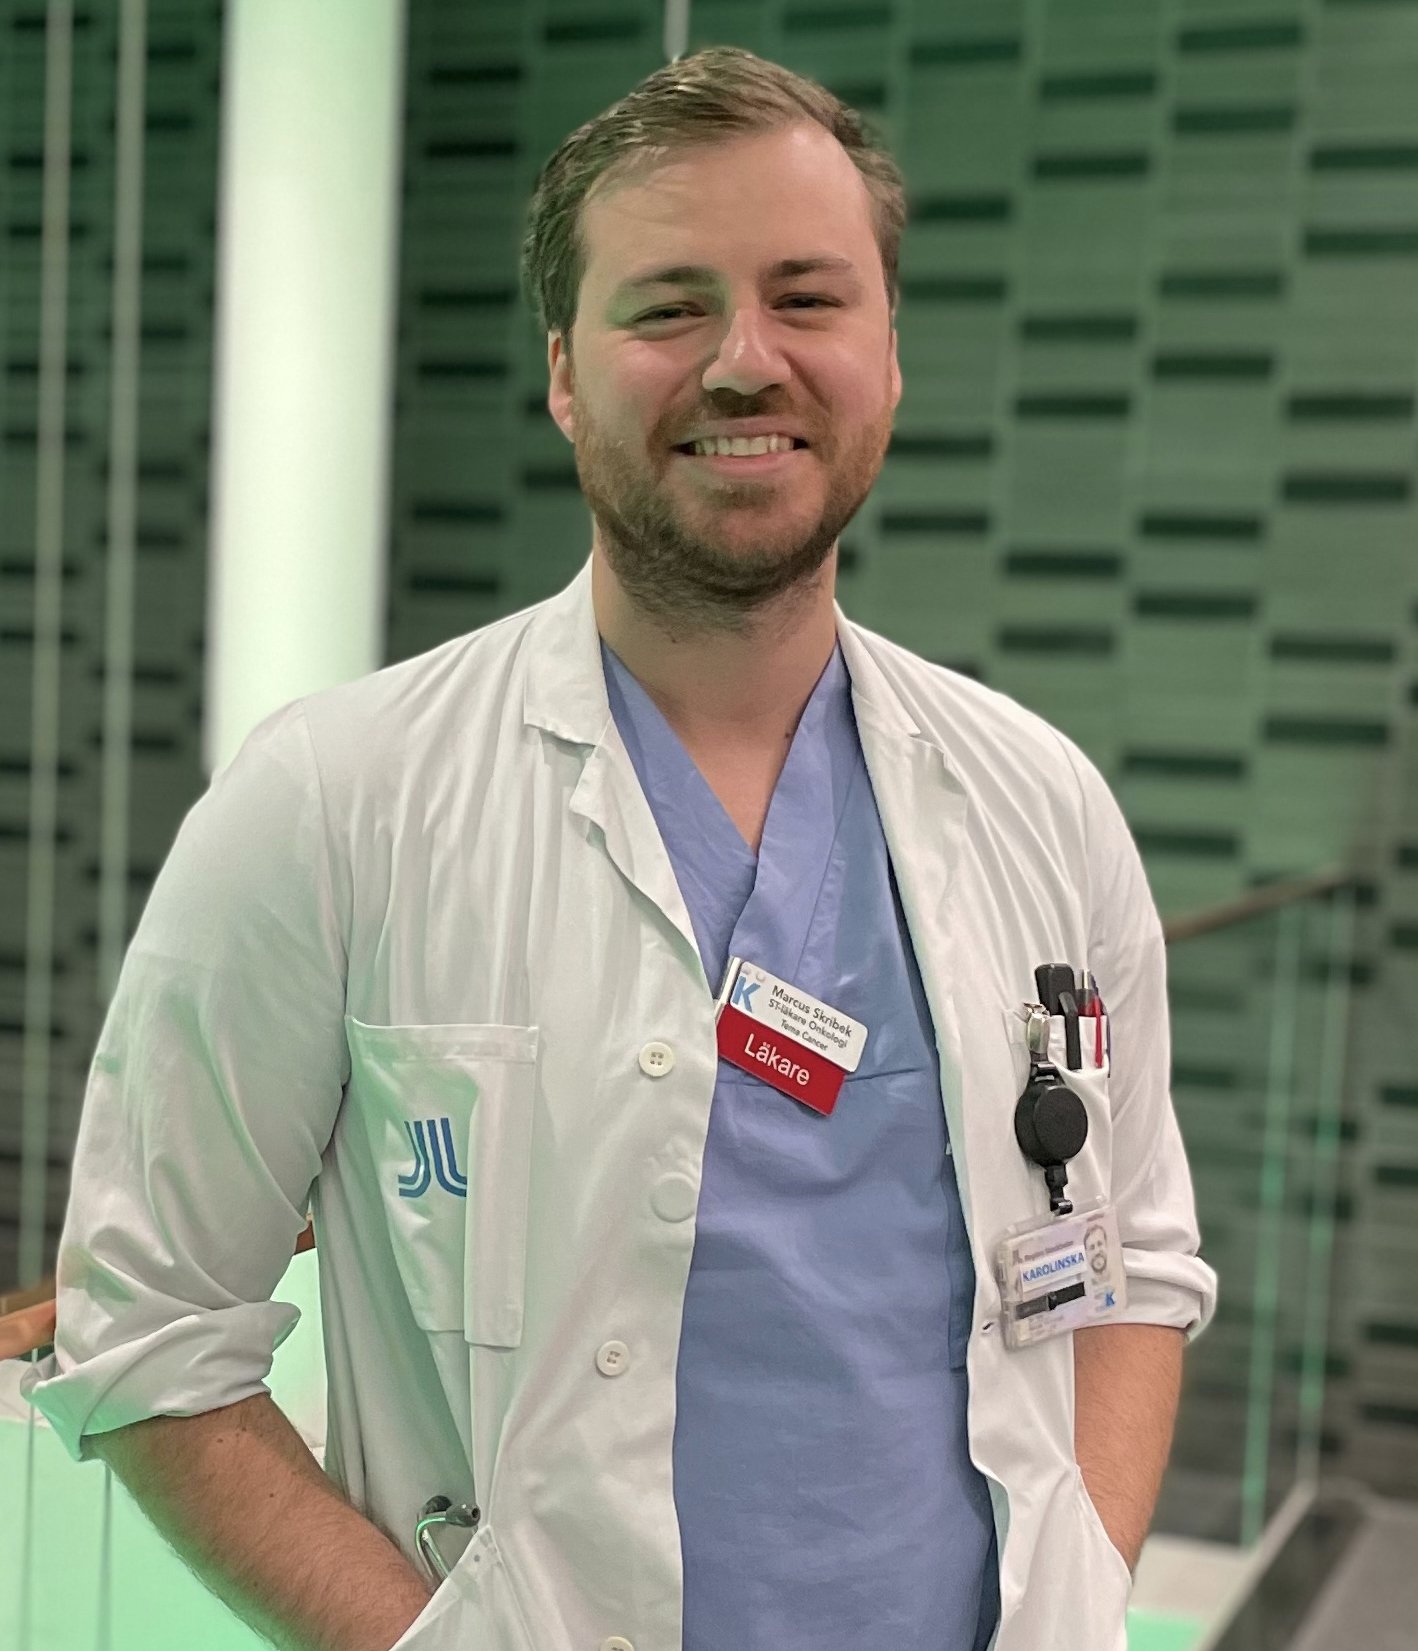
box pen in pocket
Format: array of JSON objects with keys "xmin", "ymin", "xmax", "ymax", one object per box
[{"xmin": 1078, "ymin": 969, "xmax": 1105, "ymax": 1067}]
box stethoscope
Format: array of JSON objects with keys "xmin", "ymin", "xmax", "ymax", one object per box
[{"xmin": 416, "ymin": 1495, "xmax": 480, "ymax": 1585}]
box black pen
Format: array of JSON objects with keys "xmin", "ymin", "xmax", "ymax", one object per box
[
  {"xmin": 1058, "ymin": 990, "xmax": 1083, "ymax": 1071},
  {"xmin": 1034, "ymin": 963, "xmax": 1075, "ymax": 1016}
]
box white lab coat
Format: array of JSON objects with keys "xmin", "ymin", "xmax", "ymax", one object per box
[{"xmin": 25, "ymin": 559, "xmax": 1217, "ymax": 1651}]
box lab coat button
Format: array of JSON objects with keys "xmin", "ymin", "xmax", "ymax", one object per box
[
  {"xmin": 601, "ymin": 1639, "xmax": 634, "ymax": 1651},
  {"xmin": 650, "ymin": 1172, "xmax": 699, "ymax": 1222},
  {"xmin": 596, "ymin": 1340, "xmax": 630, "ymax": 1377},
  {"xmin": 638, "ymin": 1041, "xmax": 675, "ymax": 1077}
]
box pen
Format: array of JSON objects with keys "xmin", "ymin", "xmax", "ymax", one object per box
[
  {"xmin": 1058, "ymin": 990, "xmax": 1082, "ymax": 1071},
  {"xmin": 1078, "ymin": 969, "xmax": 1104, "ymax": 1067},
  {"xmin": 1034, "ymin": 963, "xmax": 1075, "ymax": 1016}
]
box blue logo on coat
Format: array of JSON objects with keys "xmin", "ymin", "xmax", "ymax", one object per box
[{"xmin": 398, "ymin": 1117, "xmax": 468, "ymax": 1199}]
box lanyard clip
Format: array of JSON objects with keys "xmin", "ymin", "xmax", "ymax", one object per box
[{"xmin": 1019, "ymin": 1002, "xmax": 1051, "ymax": 1062}]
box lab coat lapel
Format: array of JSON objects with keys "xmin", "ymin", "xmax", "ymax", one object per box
[
  {"xmin": 838, "ymin": 617, "xmax": 975, "ymax": 1214},
  {"xmin": 836, "ymin": 613, "xmax": 970, "ymax": 942},
  {"xmin": 569, "ymin": 735, "xmax": 705, "ymax": 980},
  {"xmin": 522, "ymin": 560, "xmax": 705, "ymax": 981},
  {"xmin": 852, "ymin": 707, "xmax": 969, "ymax": 1013}
]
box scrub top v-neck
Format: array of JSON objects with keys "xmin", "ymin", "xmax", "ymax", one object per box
[{"xmin": 602, "ymin": 638, "xmax": 998, "ymax": 1651}]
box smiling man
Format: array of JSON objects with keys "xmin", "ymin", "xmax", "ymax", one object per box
[
  {"xmin": 557, "ymin": 119, "xmax": 897, "ymax": 635},
  {"xmin": 25, "ymin": 45, "xmax": 1214, "ymax": 1651},
  {"xmin": 524, "ymin": 57, "xmax": 1212, "ymax": 1651},
  {"xmin": 549, "ymin": 114, "xmax": 902, "ymax": 848}
]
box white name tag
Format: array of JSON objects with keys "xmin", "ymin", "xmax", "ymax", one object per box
[{"xmin": 716, "ymin": 957, "xmax": 868, "ymax": 1073}]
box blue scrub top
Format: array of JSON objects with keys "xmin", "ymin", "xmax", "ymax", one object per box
[{"xmin": 603, "ymin": 638, "xmax": 999, "ymax": 1651}]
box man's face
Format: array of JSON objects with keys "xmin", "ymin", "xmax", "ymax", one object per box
[
  {"xmin": 1085, "ymin": 1227, "xmax": 1108, "ymax": 1276},
  {"xmin": 547, "ymin": 121, "xmax": 902, "ymax": 624}
]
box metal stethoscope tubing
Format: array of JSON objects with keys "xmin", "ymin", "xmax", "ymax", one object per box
[{"xmin": 415, "ymin": 1495, "xmax": 480, "ymax": 1585}]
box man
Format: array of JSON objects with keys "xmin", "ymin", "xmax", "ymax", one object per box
[
  {"xmin": 1087, "ymin": 1223, "xmax": 1113, "ymax": 1277},
  {"xmin": 24, "ymin": 46, "xmax": 1215, "ymax": 1651}
]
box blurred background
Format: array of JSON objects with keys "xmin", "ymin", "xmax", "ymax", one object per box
[{"xmin": 1, "ymin": 1, "xmax": 1417, "ymax": 1648}]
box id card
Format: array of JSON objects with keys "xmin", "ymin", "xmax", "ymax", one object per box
[{"xmin": 994, "ymin": 1200, "xmax": 1126, "ymax": 1350}]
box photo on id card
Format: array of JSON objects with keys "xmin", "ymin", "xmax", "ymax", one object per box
[{"xmin": 994, "ymin": 1199, "xmax": 1126, "ymax": 1350}]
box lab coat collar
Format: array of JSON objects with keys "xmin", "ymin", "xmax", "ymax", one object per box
[
  {"xmin": 833, "ymin": 605, "xmax": 923, "ymax": 747},
  {"xmin": 522, "ymin": 557, "xmax": 612, "ymax": 747},
  {"xmin": 832, "ymin": 600, "xmax": 971, "ymax": 907},
  {"xmin": 523, "ymin": 558, "xmax": 705, "ymax": 980},
  {"xmin": 521, "ymin": 554, "xmax": 940, "ymax": 758}
]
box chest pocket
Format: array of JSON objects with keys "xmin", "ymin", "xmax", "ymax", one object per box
[
  {"xmin": 345, "ymin": 1016, "xmax": 538, "ymax": 1346},
  {"xmin": 1001, "ymin": 1007, "xmax": 1114, "ymax": 1214}
]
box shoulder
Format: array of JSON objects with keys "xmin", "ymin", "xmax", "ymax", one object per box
[
  {"xmin": 306, "ymin": 601, "xmax": 539, "ymax": 730},
  {"xmin": 274, "ymin": 597, "xmax": 550, "ymax": 789},
  {"xmin": 842, "ymin": 617, "xmax": 1096, "ymax": 817},
  {"xmin": 844, "ymin": 618, "xmax": 1156, "ymax": 939}
]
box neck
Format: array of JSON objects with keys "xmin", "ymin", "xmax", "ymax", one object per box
[{"xmin": 591, "ymin": 543, "xmax": 840, "ymax": 747}]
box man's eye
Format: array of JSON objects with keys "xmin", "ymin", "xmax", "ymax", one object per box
[{"xmin": 636, "ymin": 296, "xmax": 838, "ymax": 323}]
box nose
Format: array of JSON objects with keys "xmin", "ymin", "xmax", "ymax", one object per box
[{"xmin": 701, "ymin": 307, "xmax": 790, "ymax": 397}]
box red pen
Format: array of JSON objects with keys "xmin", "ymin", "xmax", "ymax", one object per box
[{"xmin": 1078, "ymin": 969, "xmax": 1105, "ymax": 1066}]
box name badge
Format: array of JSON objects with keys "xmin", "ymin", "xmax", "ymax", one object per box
[
  {"xmin": 994, "ymin": 1200, "xmax": 1127, "ymax": 1350},
  {"xmin": 714, "ymin": 956, "xmax": 867, "ymax": 1115}
]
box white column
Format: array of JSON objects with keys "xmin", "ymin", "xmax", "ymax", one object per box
[
  {"xmin": 664, "ymin": 0, "xmax": 691, "ymax": 60},
  {"xmin": 206, "ymin": 0, "xmax": 408, "ymax": 774}
]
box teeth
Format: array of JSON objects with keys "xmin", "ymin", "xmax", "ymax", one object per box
[{"xmin": 690, "ymin": 434, "xmax": 798, "ymax": 457}]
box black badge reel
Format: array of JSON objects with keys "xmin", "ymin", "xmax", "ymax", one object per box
[
  {"xmin": 1013, "ymin": 1004, "xmax": 1089, "ymax": 1216},
  {"xmin": 996, "ymin": 1001, "xmax": 1127, "ymax": 1349}
]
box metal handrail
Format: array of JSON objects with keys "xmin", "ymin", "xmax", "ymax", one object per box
[
  {"xmin": 1162, "ymin": 866, "xmax": 1353, "ymax": 944},
  {"xmin": 0, "ymin": 866, "xmax": 1358, "ymax": 1364}
]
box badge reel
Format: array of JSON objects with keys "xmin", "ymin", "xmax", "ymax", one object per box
[{"xmin": 995, "ymin": 1004, "xmax": 1126, "ymax": 1350}]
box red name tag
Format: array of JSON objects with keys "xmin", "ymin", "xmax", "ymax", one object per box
[{"xmin": 715, "ymin": 1002, "xmax": 847, "ymax": 1115}]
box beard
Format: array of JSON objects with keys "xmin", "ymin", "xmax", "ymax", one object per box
[{"xmin": 569, "ymin": 379, "xmax": 894, "ymax": 634}]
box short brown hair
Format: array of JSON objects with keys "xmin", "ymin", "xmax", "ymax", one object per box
[{"xmin": 519, "ymin": 46, "xmax": 907, "ymax": 346}]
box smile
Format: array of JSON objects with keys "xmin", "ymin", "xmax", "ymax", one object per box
[{"xmin": 671, "ymin": 446, "xmax": 809, "ymax": 475}]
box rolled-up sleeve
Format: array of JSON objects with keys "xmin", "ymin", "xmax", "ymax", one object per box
[
  {"xmin": 21, "ymin": 699, "xmax": 350, "ymax": 1461},
  {"xmin": 1062, "ymin": 737, "xmax": 1219, "ymax": 1342}
]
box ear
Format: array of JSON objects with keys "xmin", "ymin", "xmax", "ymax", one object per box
[
  {"xmin": 889, "ymin": 323, "xmax": 902, "ymax": 411},
  {"xmin": 547, "ymin": 332, "xmax": 574, "ymax": 442}
]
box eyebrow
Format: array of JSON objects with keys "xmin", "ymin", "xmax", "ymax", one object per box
[{"xmin": 613, "ymin": 255, "xmax": 863, "ymax": 298}]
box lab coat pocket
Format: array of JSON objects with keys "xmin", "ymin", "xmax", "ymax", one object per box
[
  {"xmin": 345, "ymin": 1017, "xmax": 539, "ymax": 1345},
  {"xmin": 1001, "ymin": 1008, "xmax": 1114, "ymax": 1212},
  {"xmin": 389, "ymin": 1524, "xmax": 537, "ymax": 1651}
]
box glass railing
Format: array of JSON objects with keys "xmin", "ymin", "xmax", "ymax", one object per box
[
  {"xmin": 1, "ymin": 871, "xmax": 1359, "ymax": 1651},
  {"xmin": 1135, "ymin": 870, "xmax": 1357, "ymax": 1651}
]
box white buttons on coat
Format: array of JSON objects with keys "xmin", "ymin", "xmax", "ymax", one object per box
[
  {"xmin": 638, "ymin": 1041, "xmax": 675, "ymax": 1077},
  {"xmin": 595, "ymin": 1340, "xmax": 630, "ymax": 1377},
  {"xmin": 600, "ymin": 1638, "xmax": 634, "ymax": 1651},
  {"xmin": 650, "ymin": 1172, "xmax": 699, "ymax": 1223}
]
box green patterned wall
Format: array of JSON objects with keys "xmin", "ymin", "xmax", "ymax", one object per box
[
  {"xmin": 0, "ymin": 3, "xmax": 224, "ymax": 1302},
  {"xmin": 385, "ymin": 0, "xmax": 1418, "ymax": 1510}
]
